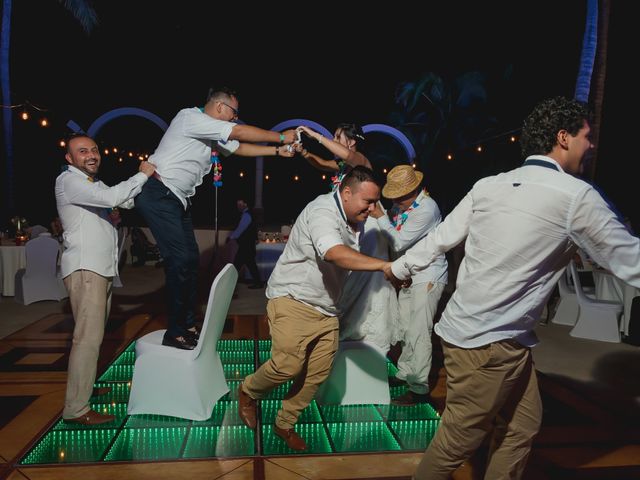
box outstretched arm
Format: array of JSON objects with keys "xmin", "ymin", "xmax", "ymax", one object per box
[
  {"xmin": 298, "ymin": 126, "xmax": 371, "ymax": 169},
  {"xmin": 233, "ymin": 143, "xmax": 295, "ymax": 158},
  {"xmin": 229, "ymin": 125, "xmax": 296, "ymax": 145}
]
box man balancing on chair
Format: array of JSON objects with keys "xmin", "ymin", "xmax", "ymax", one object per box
[{"xmin": 237, "ymin": 166, "xmax": 408, "ymax": 451}]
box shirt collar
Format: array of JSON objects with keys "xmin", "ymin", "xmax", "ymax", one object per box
[
  {"xmin": 525, "ymin": 155, "xmax": 564, "ymax": 173},
  {"xmin": 66, "ymin": 164, "xmax": 98, "ymax": 182}
]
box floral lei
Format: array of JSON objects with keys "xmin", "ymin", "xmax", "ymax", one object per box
[
  {"xmin": 390, "ymin": 189, "xmax": 429, "ymax": 231},
  {"xmin": 330, "ymin": 160, "xmax": 347, "ymax": 191}
]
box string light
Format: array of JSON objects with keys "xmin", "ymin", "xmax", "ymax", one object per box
[
  {"xmin": 447, "ymin": 154, "xmax": 453, "ymax": 160},
  {"xmin": 321, "ymin": 174, "xmax": 326, "ymax": 180},
  {"xmin": 294, "ymin": 175, "xmax": 299, "ymax": 181},
  {"xmin": 104, "ymin": 149, "xmax": 109, "ymax": 155},
  {"xmin": 510, "ymin": 136, "xmax": 516, "ymax": 142},
  {"xmin": 383, "ymin": 168, "xmax": 387, "ymax": 174},
  {"xmin": 265, "ymin": 174, "xmax": 269, "ymax": 180},
  {"xmin": 21, "ymin": 111, "xmax": 29, "ymax": 121},
  {"xmin": 59, "ymin": 140, "xmax": 66, "ymax": 148},
  {"xmin": 239, "ymin": 172, "xmax": 244, "ymax": 178},
  {"xmin": 476, "ymin": 146, "xmax": 483, "ymax": 152},
  {"xmin": 40, "ymin": 118, "xmax": 48, "ymax": 127}
]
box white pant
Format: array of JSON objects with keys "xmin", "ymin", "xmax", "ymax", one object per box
[{"xmin": 396, "ymin": 282, "xmax": 445, "ymax": 394}]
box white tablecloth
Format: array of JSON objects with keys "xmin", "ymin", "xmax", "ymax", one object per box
[
  {"xmin": 593, "ymin": 269, "xmax": 640, "ymax": 336},
  {"xmin": 0, "ymin": 243, "xmax": 27, "ymax": 296}
]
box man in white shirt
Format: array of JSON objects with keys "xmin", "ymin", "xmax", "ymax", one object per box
[
  {"xmin": 135, "ymin": 87, "xmax": 297, "ymax": 350},
  {"xmin": 371, "ymin": 165, "xmax": 448, "ymax": 406},
  {"xmin": 390, "ymin": 97, "xmax": 640, "ymax": 480},
  {"xmin": 237, "ymin": 166, "xmax": 404, "ymax": 451},
  {"xmin": 56, "ymin": 133, "xmax": 155, "ymax": 425}
]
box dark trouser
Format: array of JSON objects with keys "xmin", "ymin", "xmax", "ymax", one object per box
[
  {"xmin": 135, "ymin": 177, "xmax": 199, "ymax": 337},
  {"xmin": 234, "ymin": 242, "xmax": 261, "ymax": 284}
]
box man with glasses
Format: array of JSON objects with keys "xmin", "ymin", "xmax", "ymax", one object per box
[{"xmin": 136, "ymin": 87, "xmax": 297, "ymax": 350}]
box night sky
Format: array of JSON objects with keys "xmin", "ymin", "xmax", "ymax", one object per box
[{"xmin": 1, "ymin": 1, "xmax": 635, "ymax": 231}]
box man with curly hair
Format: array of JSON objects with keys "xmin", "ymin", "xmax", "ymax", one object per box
[{"xmin": 389, "ymin": 96, "xmax": 640, "ymax": 479}]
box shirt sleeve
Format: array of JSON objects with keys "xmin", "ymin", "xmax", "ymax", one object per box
[
  {"xmin": 63, "ymin": 172, "xmax": 148, "ymax": 209},
  {"xmin": 569, "ymin": 186, "xmax": 640, "ymax": 288},
  {"xmin": 230, "ymin": 212, "xmax": 251, "ymax": 239},
  {"xmin": 182, "ymin": 109, "xmax": 241, "ymax": 155},
  {"xmin": 392, "ymin": 190, "xmax": 473, "ymax": 279},
  {"xmin": 308, "ymin": 206, "xmax": 344, "ymax": 259}
]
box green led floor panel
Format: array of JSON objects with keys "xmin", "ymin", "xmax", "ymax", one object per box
[
  {"xmin": 261, "ymin": 399, "xmax": 322, "ymax": 424},
  {"xmin": 320, "ymin": 405, "xmax": 384, "ymax": 423},
  {"xmin": 98, "ymin": 364, "xmax": 134, "ymax": 382},
  {"xmin": 378, "ymin": 403, "xmax": 440, "ymax": 422},
  {"xmin": 262, "ymin": 423, "xmax": 332, "ymax": 455},
  {"xmin": 327, "ymin": 422, "xmax": 401, "ymax": 453},
  {"xmin": 192, "ymin": 400, "xmax": 244, "ymax": 426},
  {"xmin": 389, "ymin": 420, "xmax": 440, "ymax": 451},
  {"xmin": 184, "ymin": 425, "xmax": 255, "ymax": 458},
  {"xmin": 104, "ymin": 427, "xmax": 187, "ymax": 461},
  {"xmin": 22, "ymin": 338, "xmax": 441, "ymax": 464},
  {"xmin": 218, "ymin": 339, "xmax": 254, "ymax": 352},
  {"xmin": 21, "ymin": 429, "xmax": 119, "ymax": 464},
  {"xmin": 91, "ymin": 382, "xmax": 132, "ymax": 403}
]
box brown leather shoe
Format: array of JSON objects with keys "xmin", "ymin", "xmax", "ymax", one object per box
[
  {"xmin": 92, "ymin": 386, "xmax": 112, "ymax": 397},
  {"xmin": 64, "ymin": 409, "xmax": 116, "ymax": 425},
  {"xmin": 391, "ymin": 391, "xmax": 431, "ymax": 406},
  {"xmin": 237, "ymin": 383, "xmax": 257, "ymax": 429},
  {"xmin": 274, "ymin": 425, "xmax": 307, "ymax": 451}
]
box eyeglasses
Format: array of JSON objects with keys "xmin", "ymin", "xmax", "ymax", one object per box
[{"xmin": 219, "ymin": 101, "xmax": 239, "ymax": 118}]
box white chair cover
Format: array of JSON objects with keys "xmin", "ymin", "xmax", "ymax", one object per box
[
  {"xmin": 127, "ymin": 264, "xmax": 238, "ymax": 420},
  {"xmin": 551, "ymin": 269, "xmax": 579, "ymax": 326},
  {"xmin": 569, "ymin": 261, "xmax": 622, "ymax": 343},
  {"xmin": 315, "ymin": 340, "xmax": 390, "ymax": 405},
  {"xmin": 14, "ymin": 236, "xmax": 67, "ymax": 305},
  {"xmin": 29, "ymin": 225, "xmax": 49, "ymax": 237}
]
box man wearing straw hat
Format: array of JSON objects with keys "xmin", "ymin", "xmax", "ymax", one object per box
[{"xmin": 371, "ymin": 164, "xmax": 448, "ymax": 406}]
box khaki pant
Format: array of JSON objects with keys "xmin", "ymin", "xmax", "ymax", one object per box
[
  {"xmin": 243, "ymin": 296, "xmax": 338, "ymax": 430},
  {"xmin": 414, "ymin": 339, "xmax": 542, "ymax": 480},
  {"xmin": 63, "ymin": 270, "xmax": 112, "ymax": 419},
  {"xmin": 396, "ymin": 282, "xmax": 445, "ymax": 394}
]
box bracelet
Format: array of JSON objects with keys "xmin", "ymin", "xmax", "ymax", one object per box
[
  {"xmin": 275, "ymin": 146, "xmax": 279, "ymax": 156},
  {"xmin": 279, "ymin": 133, "xmax": 285, "ymax": 144}
]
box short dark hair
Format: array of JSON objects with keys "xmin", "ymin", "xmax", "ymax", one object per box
[
  {"xmin": 65, "ymin": 132, "xmax": 93, "ymax": 153},
  {"xmin": 339, "ymin": 165, "xmax": 379, "ymax": 192},
  {"xmin": 520, "ymin": 97, "xmax": 590, "ymax": 157},
  {"xmin": 206, "ymin": 86, "xmax": 237, "ymax": 104}
]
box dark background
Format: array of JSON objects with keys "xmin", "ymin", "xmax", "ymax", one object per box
[{"xmin": 1, "ymin": 1, "xmax": 635, "ymax": 232}]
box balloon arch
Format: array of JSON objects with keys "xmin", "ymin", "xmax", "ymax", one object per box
[{"xmin": 68, "ymin": 108, "xmax": 416, "ymax": 208}]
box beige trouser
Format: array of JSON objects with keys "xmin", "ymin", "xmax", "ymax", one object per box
[
  {"xmin": 243, "ymin": 296, "xmax": 339, "ymax": 430},
  {"xmin": 414, "ymin": 339, "xmax": 542, "ymax": 480},
  {"xmin": 396, "ymin": 281, "xmax": 445, "ymax": 394},
  {"xmin": 62, "ymin": 270, "xmax": 112, "ymax": 419}
]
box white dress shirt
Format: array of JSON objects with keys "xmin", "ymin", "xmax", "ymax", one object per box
[
  {"xmin": 56, "ymin": 165, "xmax": 148, "ymax": 278},
  {"xmin": 392, "ymin": 155, "xmax": 640, "ymax": 348},
  {"xmin": 267, "ymin": 191, "xmax": 362, "ymax": 316},
  {"xmin": 148, "ymin": 107, "xmax": 240, "ymax": 209},
  {"xmin": 377, "ymin": 190, "xmax": 448, "ymax": 286}
]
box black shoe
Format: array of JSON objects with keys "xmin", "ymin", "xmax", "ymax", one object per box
[
  {"xmin": 391, "ymin": 391, "xmax": 431, "ymax": 406},
  {"xmin": 248, "ymin": 282, "xmax": 265, "ymax": 289},
  {"xmin": 184, "ymin": 326, "xmax": 201, "ymax": 341},
  {"xmin": 162, "ymin": 333, "xmax": 197, "ymax": 350},
  {"xmin": 388, "ymin": 376, "xmax": 407, "ymax": 387}
]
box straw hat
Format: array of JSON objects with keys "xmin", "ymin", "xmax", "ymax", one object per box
[{"xmin": 382, "ymin": 165, "xmax": 423, "ymax": 199}]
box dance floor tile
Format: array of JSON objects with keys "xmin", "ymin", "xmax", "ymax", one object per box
[
  {"xmin": 320, "ymin": 405, "xmax": 384, "ymax": 423},
  {"xmin": 15, "ymin": 354, "xmax": 64, "ymax": 366},
  {"xmin": 326, "ymin": 422, "xmax": 401, "ymax": 453},
  {"xmin": 183, "ymin": 425, "xmax": 255, "ymax": 458},
  {"xmin": 261, "ymin": 400, "xmax": 322, "ymax": 424},
  {"xmin": 104, "ymin": 427, "xmax": 187, "ymax": 462},
  {"xmin": 389, "ymin": 420, "xmax": 439, "ymax": 450},
  {"xmin": 20, "ymin": 429, "xmax": 118, "ymax": 464},
  {"xmin": 262, "ymin": 423, "xmax": 331, "ymax": 455},
  {"xmin": 0, "ymin": 395, "xmax": 38, "ymax": 429}
]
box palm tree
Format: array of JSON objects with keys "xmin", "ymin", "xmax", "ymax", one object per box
[
  {"xmin": 1, "ymin": 0, "xmax": 97, "ymax": 220},
  {"xmin": 390, "ymin": 70, "xmax": 498, "ymax": 170},
  {"xmin": 574, "ymin": 0, "xmax": 610, "ymax": 181}
]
